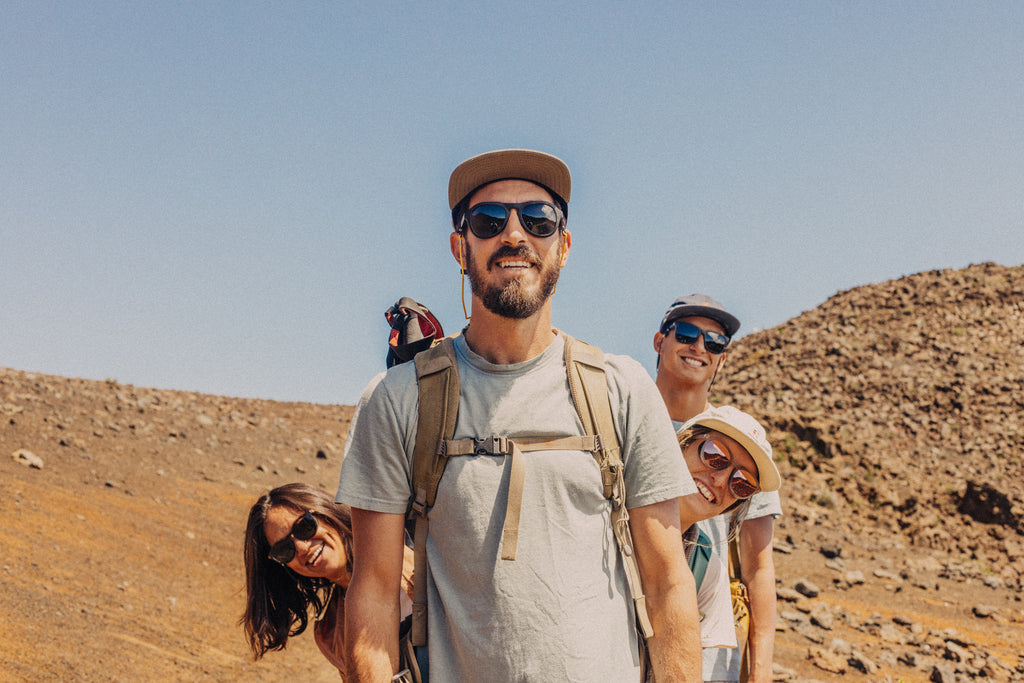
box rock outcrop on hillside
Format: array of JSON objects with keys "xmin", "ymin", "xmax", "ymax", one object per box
[{"xmin": 713, "ymin": 262, "xmax": 1024, "ymax": 586}]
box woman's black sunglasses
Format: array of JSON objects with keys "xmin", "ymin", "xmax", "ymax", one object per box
[
  {"xmin": 268, "ymin": 511, "xmax": 318, "ymax": 566},
  {"xmin": 668, "ymin": 321, "xmax": 731, "ymax": 355},
  {"xmin": 460, "ymin": 201, "xmax": 565, "ymax": 240}
]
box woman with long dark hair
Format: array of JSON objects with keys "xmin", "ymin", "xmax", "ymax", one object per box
[{"xmin": 240, "ymin": 483, "xmax": 412, "ymax": 676}]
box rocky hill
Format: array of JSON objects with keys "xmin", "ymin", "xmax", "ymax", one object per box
[
  {"xmin": 2, "ymin": 261, "xmax": 1023, "ymax": 681},
  {"xmin": 711, "ymin": 261, "xmax": 1024, "ymax": 680}
]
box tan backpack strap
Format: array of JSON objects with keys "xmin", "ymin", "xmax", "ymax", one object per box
[
  {"xmin": 562, "ymin": 332, "xmax": 654, "ymax": 639},
  {"xmin": 439, "ymin": 435, "xmax": 597, "ymax": 562},
  {"xmin": 412, "ymin": 338, "xmax": 460, "ymax": 510},
  {"xmin": 500, "ymin": 440, "xmax": 527, "ymax": 560},
  {"xmin": 410, "ymin": 515, "xmax": 430, "ymax": 646},
  {"xmin": 440, "ymin": 435, "xmax": 599, "ymax": 456},
  {"xmin": 409, "ymin": 337, "xmax": 460, "ymax": 647}
]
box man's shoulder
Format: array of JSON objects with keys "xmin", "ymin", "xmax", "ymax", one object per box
[
  {"xmin": 378, "ymin": 356, "xmax": 420, "ymax": 388},
  {"xmin": 595, "ymin": 349, "xmax": 654, "ymax": 387},
  {"xmin": 353, "ymin": 361, "xmax": 420, "ymax": 416}
]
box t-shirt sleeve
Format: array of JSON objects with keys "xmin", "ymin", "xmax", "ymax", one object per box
[
  {"xmin": 745, "ymin": 489, "xmax": 783, "ymax": 520},
  {"xmin": 335, "ymin": 366, "xmax": 418, "ymax": 514},
  {"xmin": 603, "ymin": 354, "xmax": 696, "ymax": 509}
]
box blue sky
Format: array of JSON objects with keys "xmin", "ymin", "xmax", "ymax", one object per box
[{"xmin": 3, "ymin": 2, "xmax": 1022, "ymax": 405}]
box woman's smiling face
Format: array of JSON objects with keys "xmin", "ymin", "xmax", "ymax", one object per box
[
  {"xmin": 678, "ymin": 431, "xmax": 759, "ymax": 522},
  {"xmin": 263, "ymin": 505, "xmax": 350, "ymax": 587}
]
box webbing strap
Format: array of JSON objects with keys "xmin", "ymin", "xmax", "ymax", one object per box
[
  {"xmin": 410, "ymin": 338, "xmax": 460, "ymax": 646},
  {"xmin": 500, "ymin": 440, "xmax": 526, "ymax": 560},
  {"xmin": 411, "ymin": 513, "xmax": 429, "ymax": 645},
  {"xmin": 729, "ymin": 533, "xmax": 741, "ymax": 579},
  {"xmin": 563, "ymin": 333, "xmax": 654, "ymax": 639},
  {"xmin": 440, "ymin": 435, "xmax": 599, "ymax": 456},
  {"xmin": 439, "ymin": 434, "xmax": 598, "ymax": 561}
]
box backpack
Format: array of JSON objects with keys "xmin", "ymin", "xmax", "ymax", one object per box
[
  {"xmin": 381, "ymin": 298, "xmax": 654, "ymax": 662},
  {"xmin": 405, "ymin": 331, "xmax": 654, "ymax": 651},
  {"xmin": 384, "ymin": 297, "xmax": 445, "ymax": 369}
]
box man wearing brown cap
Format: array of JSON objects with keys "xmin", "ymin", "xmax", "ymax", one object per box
[
  {"xmin": 337, "ymin": 150, "xmax": 701, "ymax": 681},
  {"xmin": 654, "ymin": 295, "xmax": 781, "ymax": 683}
]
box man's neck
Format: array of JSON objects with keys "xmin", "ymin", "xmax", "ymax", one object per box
[
  {"xmin": 656, "ymin": 376, "xmax": 711, "ymax": 423},
  {"xmin": 463, "ymin": 303, "xmax": 556, "ymax": 365}
]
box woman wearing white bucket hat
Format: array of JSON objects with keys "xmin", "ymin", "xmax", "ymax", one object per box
[{"xmin": 674, "ymin": 406, "xmax": 781, "ymax": 670}]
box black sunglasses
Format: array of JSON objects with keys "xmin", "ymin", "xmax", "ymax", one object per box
[
  {"xmin": 669, "ymin": 321, "xmax": 731, "ymax": 354},
  {"xmin": 268, "ymin": 511, "xmax": 318, "ymax": 566},
  {"xmin": 460, "ymin": 201, "xmax": 564, "ymax": 240},
  {"xmin": 698, "ymin": 439, "xmax": 759, "ymax": 499}
]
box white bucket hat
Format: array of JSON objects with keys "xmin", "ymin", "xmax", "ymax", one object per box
[{"xmin": 682, "ymin": 405, "xmax": 781, "ymax": 493}]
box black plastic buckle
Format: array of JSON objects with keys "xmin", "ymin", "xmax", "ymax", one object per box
[{"xmin": 472, "ymin": 436, "xmax": 507, "ymax": 455}]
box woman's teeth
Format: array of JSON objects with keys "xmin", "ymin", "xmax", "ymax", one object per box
[
  {"xmin": 307, "ymin": 544, "xmax": 324, "ymax": 565},
  {"xmin": 695, "ymin": 480, "xmax": 716, "ymax": 504}
]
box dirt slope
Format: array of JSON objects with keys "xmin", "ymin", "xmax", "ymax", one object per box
[
  {"xmin": 1, "ymin": 377, "xmax": 351, "ymax": 681},
  {"xmin": 2, "ymin": 261, "xmax": 1023, "ymax": 681}
]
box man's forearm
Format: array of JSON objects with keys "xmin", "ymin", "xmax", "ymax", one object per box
[
  {"xmin": 631, "ymin": 500, "xmax": 702, "ymax": 681},
  {"xmin": 646, "ymin": 571, "xmax": 702, "ymax": 681},
  {"xmin": 345, "ymin": 586, "xmax": 400, "ymax": 681},
  {"xmin": 740, "ymin": 515, "xmax": 777, "ymax": 683},
  {"xmin": 744, "ymin": 564, "xmax": 776, "ymax": 683},
  {"xmin": 346, "ymin": 509, "xmax": 407, "ymax": 682}
]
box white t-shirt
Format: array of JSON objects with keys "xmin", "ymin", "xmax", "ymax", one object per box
[
  {"xmin": 674, "ymin": 416, "xmax": 783, "ymax": 681},
  {"xmin": 695, "ymin": 542, "xmax": 737, "ymax": 649},
  {"xmin": 699, "ymin": 490, "xmax": 783, "ymax": 681},
  {"xmin": 338, "ymin": 334, "xmax": 694, "ymax": 682}
]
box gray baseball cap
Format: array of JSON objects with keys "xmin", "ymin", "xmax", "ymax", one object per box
[{"xmin": 660, "ymin": 294, "xmax": 741, "ymax": 337}]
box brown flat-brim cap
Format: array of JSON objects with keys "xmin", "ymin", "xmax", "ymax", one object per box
[{"xmin": 448, "ymin": 149, "xmax": 571, "ymax": 210}]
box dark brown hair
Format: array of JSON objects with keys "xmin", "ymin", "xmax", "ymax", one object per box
[{"xmin": 239, "ymin": 483, "xmax": 355, "ymax": 659}]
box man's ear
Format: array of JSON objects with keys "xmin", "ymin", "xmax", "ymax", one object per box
[
  {"xmin": 716, "ymin": 352, "xmax": 728, "ymax": 373},
  {"xmin": 450, "ymin": 232, "xmax": 465, "ymax": 269},
  {"xmin": 558, "ymin": 230, "xmax": 571, "ymax": 266},
  {"xmin": 653, "ymin": 331, "xmax": 664, "ymax": 355}
]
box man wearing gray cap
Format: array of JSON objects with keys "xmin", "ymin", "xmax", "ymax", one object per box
[
  {"xmin": 337, "ymin": 149, "xmax": 700, "ymax": 681},
  {"xmin": 653, "ymin": 294, "xmax": 781, "ymax": 683},
  {"xmin": 654, "ymin": 294, "xmax": 741, "ymax": 422}
]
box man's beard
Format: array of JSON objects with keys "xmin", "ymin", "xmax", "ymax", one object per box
[{"xmin": 466, "ymin": 242, "xmax": 561, "ymax": 319}]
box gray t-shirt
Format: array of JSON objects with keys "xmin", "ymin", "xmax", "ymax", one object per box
[{"xmin": 338, "ymin": 334, "xmax": 693, "ymax": 681}]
